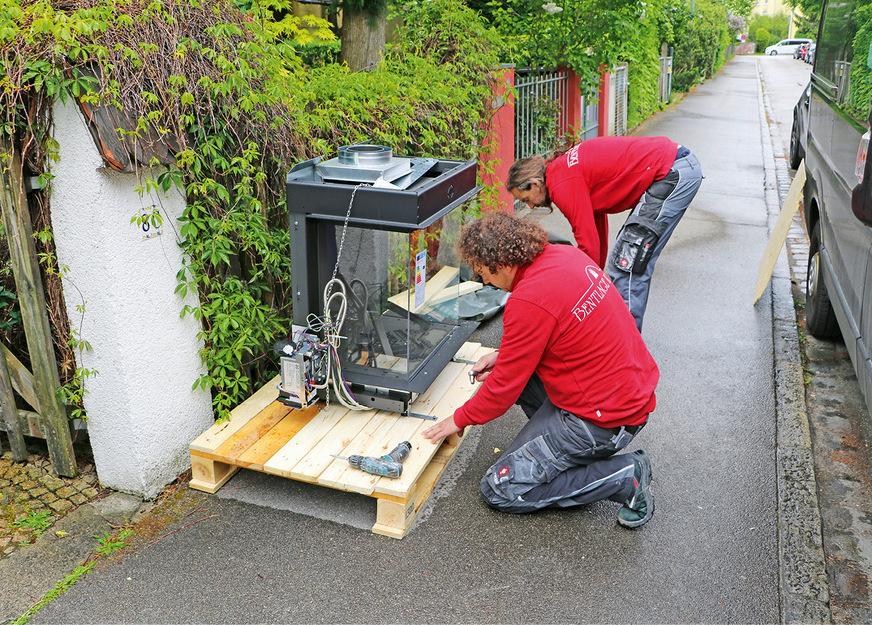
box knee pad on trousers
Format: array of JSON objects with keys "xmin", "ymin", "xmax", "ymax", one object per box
[
  {"xmin": 645, "ymin": 168, "xmax": 680, "ymax": 201},
  {"xmin": 479, "ymin": 475, "xmax": 517, "ymax": 511},
  {"xmin": 479, "ymin": 479, "xmax": 528, "ymax": 513}
]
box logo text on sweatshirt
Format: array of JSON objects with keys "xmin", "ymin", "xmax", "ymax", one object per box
[
  {"xmin": 566, "ymin": 144, "xmax": 580, "ymax": 168},
  {"xmin": 571, "ymin": 265, "xmax": 610, "ymax": 323}
]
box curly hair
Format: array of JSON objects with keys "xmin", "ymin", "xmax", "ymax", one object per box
[{"xmin": 458, "ymin": 211, "xmax": 548, "ymax": 274}]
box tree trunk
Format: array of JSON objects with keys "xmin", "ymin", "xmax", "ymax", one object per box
[{"xmin": 340, "ymin": 9, "xmax": 386, "ymax": 72}]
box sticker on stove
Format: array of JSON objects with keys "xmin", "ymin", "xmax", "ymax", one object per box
[{"xmin": 415, "ymin": 250, "xmax": 426, "ymax": 309}]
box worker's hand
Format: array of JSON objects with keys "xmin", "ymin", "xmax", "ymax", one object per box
[
  {"xmin": 422, "ymin": 417, "xmax": 464, "ymax": 444},
  {"xmin": 471, "ymin": 351, "xmax": 499, "ymax": 382}
]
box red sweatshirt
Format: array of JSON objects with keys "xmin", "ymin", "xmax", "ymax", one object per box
[
  {"xmin": 546, "ymin": 136, "xmax": 678, "ymax": 267},
  {"xmin": 453, "ymin": 244, "xmax": 659, "ymax": 430}
]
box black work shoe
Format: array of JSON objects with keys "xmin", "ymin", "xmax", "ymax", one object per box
[{"xmin": 617, "ymin": 450, "xmax": 654, "ymax": 528}]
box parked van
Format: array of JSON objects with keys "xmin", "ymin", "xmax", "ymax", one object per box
[
  {"xmin": 765, "ymin": 38, "xmax": 813, "ymax": 55},
  {"xmin": 796, "ymin": 0, "xmax": 872, "ymax": 409}
]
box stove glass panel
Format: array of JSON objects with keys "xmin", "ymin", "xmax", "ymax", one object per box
[{"xmin": 328, "ymin": 205, "xmax": 467, "ymax": 381}]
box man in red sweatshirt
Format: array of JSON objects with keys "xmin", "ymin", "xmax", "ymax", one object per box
[{"xmin": 422, "ymin": 211, "xmax": 659, "ymax": 527}]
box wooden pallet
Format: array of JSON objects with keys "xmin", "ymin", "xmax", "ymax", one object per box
[{"xmin": 189, "ymin": 342, "xmax": 492, "ymax": 538}]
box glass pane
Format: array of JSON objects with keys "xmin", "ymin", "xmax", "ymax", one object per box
[
  {"xmin": 818, "ymin": 0, "xmax": 856, "ymax": 86},
  {"xmin": 846, "ymin": 5, "xmax": 872, "ymax": 123},
  {"xmin": 329, "ymin": 204, "xmax": 469, "ymax": 384}
]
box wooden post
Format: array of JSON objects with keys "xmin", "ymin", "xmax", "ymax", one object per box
[
  {"xmin": 2, "ymin": 344, "xmax": 40, "ymax": 413},
  {"xmin": 0, "ymin": 140, "xmax": 77, "ymax": 476},
  {"xmin": 0, "ymin": 350, "xmax": 27, "ymax": 461}
]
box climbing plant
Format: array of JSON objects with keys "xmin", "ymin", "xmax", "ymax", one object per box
[
  {"xmin": 669, "ymin": 0, "xmax": 732, "ymax": 91},
  {"xmin": 624, "ymin": 6, "xmax": 669, "ymax": 127},
  {"xmin": 487, "ymin": 0, "xmax": 650, "ymax": 93},
  {"xmin": 0, "ymin": 0, "xmax": 502, "ymax": 420},
  {"xmin": 482, "ymin": 0, "xmax": 746, "ymax": 128}
]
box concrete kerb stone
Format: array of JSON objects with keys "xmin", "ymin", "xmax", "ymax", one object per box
[
  {"xmin": 89, "ymin": 492, "xmax": 146, "ymax": 527},
  {"xmin": 757, "ymin": 63, "xmax": 831, "ymax": 623}
]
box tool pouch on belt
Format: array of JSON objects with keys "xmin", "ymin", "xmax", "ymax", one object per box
[
  {"xmin": 612, "ymin": 168, "xmax": 679, "ymax": 275},
  {"xmin": 612, "ymin": 216, "xmax": 668, "ymax": 275}
]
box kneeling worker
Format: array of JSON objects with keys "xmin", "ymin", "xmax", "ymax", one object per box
[{"xmin": 422, "ymin": 211, "xmax": 660, "ymax": 527}]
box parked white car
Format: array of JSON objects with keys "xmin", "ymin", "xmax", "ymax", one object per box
[{"xmin": 764, "ymin": 38, "xmax": 813, "ymax": 55}]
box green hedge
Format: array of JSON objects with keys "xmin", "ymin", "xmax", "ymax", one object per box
[
  {"xmin": 1, "ymin": 0, "xmax": 503, "ymax": 419},
  {"xmin": 671, "ymin": 0, "xmax": 731, "ymax": 91}
]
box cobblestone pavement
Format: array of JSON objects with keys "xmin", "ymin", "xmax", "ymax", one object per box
[{"xmin": 0, "ymin": 449, "xmax": 104, "ymax": 558}]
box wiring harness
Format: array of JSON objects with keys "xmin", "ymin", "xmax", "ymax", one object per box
[{"xmin": 306, "ymin": 278, "xmax": 370, "ymax": 410}]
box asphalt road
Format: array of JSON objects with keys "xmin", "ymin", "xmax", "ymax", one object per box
[{"xmin": 32, "ymin": 56, "xmax": 820, "ymax": 624}]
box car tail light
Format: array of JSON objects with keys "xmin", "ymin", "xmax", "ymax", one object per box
[{"xmin": 857, "ymin": 130, "xmax": 870, "ymax": 182}]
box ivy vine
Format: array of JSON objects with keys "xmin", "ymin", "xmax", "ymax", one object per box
[{"xmin": 0, "ymin": 0, "xmax": 503, "ymax": 420}]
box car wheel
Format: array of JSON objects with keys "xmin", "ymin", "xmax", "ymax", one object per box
[
  {"xmin": 770, "ymin": 50, "xmax": 778, "ymax": 55},
  {"xmin": 789, "ymin": 115, "xmax": 804, "ymax": 169},
  {"xmin": 806, "ymin": 222, "xmax": 841, "ymax": 338}
]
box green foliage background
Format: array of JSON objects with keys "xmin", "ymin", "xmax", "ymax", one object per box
[
  {"xmin": 748, "ymin": 13, "xmax": 788, "ymax": 47},
  {"xmin": 846, "ymin": 3, "xmax": 872, "ymax": 124},
  {"xmin": 487, "ymin": 0, "xmax": 657, "ymax": 93},
  {"xmin": 756, "ymin": 26, "xmax": 773, "ymax": 49},
  {"xmin": 670, "ymin": 0, "xmax": 732, "ymax": 91},
  {"xmin": 624, "ymin": 7, "xmax": 668, "ymax": 129},
  {"xmin": 482, "ymin": 0, "xmax": 744, "ymax": 135},
  {"xmin": 0, "ymin": 0, "xmax": 502, "ymax": 420}
]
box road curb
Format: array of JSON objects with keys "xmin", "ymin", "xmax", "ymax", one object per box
[{"xmin": 757, "ymin": 61, "xmax": 831, "ymax": 624}]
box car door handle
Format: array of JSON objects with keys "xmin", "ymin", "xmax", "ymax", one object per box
[{"xmin": 811, "ymin": 72, "xmax": 838, "ymax": 97}]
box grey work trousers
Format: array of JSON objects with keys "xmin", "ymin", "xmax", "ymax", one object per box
[
  {"xmin": 608, "ymin": 148, "xmax": 703, "ymax": 331},
  {"xmin": 479, "ymin": 375, "xmax": 642, "ymax": 514}
]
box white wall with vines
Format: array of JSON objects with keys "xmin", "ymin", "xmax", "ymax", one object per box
[{"xmin": 48, "ymin": 98, "xmax": 214, "ymax": 499}]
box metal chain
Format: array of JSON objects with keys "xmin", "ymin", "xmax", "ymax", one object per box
[
  {"xmin": 325, "ymin": 183, "xmax": 364, "ymax": 303},
  {"xmin": 322, "ymin": 183, "xmax": 365, "ymax": 409}
]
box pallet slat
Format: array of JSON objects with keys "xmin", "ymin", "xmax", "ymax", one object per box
[
  {"xmin": 375, "ymin": 348, "xmax": 492, "ymax": 498},
  {"xmin": 237, "ymin": 405, "xmax": 320, "ymax": 470},
  {"xmin": 262, "ymin": 404, "xmax": 352, "ymax": 478},
  {"xmin": 289, "ymin": 408, "xmax": 381, "ymax": 482},
  {"xmin": 316, "ymin": 413, "xmax": 404, "ymax": 492},
  {"xmin": 191, "ymin": 374, "xmax": 281, "ymax": 454},
  {"xmin": 453, "ymin": 341, "xmax": 482, "ymax": 363},
  {"xmin": 214, "ymin": 401, "xmax": 292, "ymax": 460}
]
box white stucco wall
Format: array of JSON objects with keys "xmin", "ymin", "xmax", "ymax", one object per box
[{"xmin": 49, "ymin": 99, "xmax": 214, "ymax": 499}]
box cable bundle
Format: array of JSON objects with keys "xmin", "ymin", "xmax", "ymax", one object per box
[{"xmin": 307, "ymin": 278, "xmax": 370, "ymax": 411}]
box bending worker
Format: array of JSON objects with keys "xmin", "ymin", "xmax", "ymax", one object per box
[
  {"xmin": 422, "ymin": 211, "xmax": 659, "ymax": 528},
  {"xmin": 507, "ymin": 136, "xmax": 703, "ymax": 331}
]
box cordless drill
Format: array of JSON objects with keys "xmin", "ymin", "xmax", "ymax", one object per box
[{"xmin": 331, "ymin": 441, "xmax": 412, "ymax": 478}]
